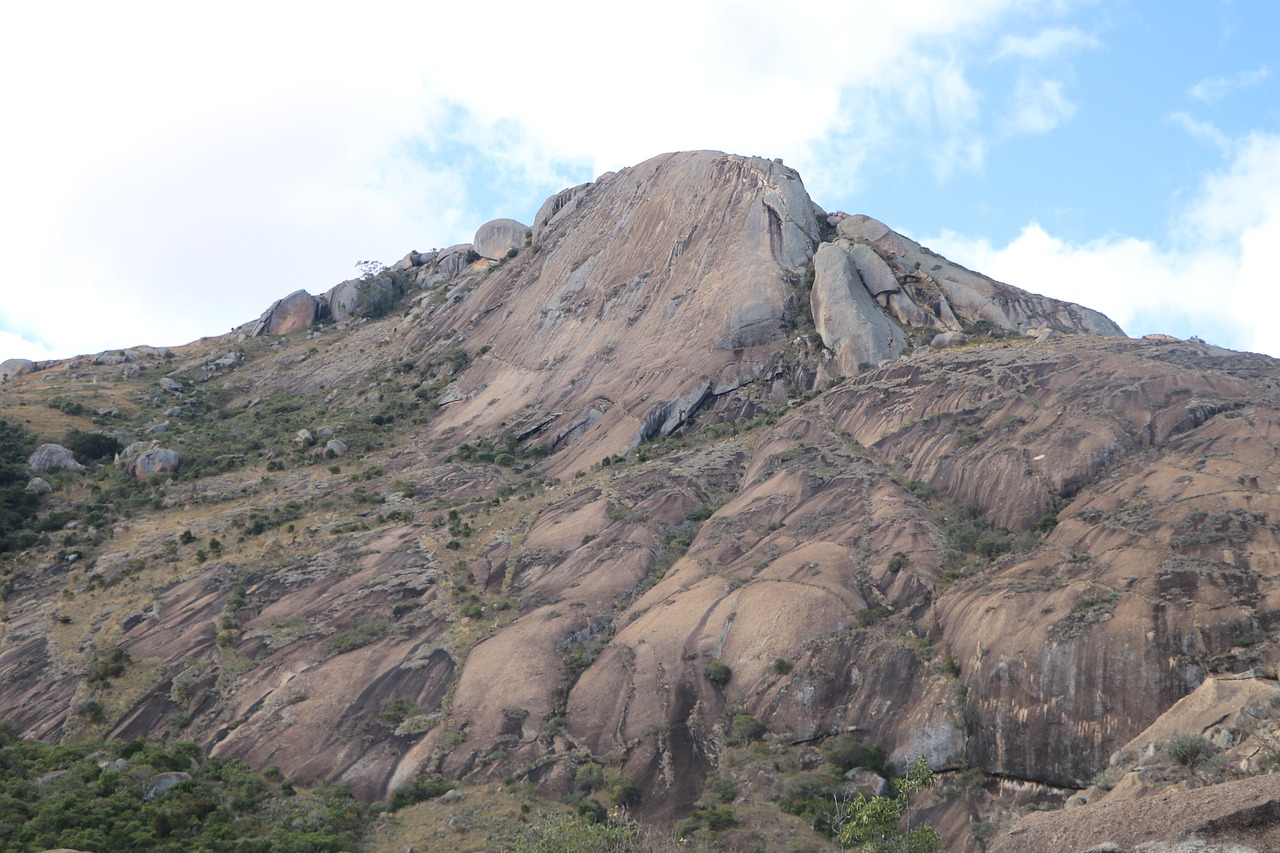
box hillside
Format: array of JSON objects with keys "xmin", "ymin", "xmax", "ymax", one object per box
[{"xmin": 3, "ymin": 151, "xmax": 1280, "ymax": 851}]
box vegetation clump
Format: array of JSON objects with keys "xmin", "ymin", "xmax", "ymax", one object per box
[{"xmin": 0, "ymin": 726, "xmax": 364, "ymax": 851}]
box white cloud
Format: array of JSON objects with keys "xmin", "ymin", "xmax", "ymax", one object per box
[
  {"xmin": 0, "ymin": 0, "xmax": 1079, "ymax": 359},
  {"xmin": 1002, "ymin": 78, "xmax": 1078, "ymax": 135},
  {"xmin": 1169, "ymin": 112, "xmax": 1233, "ymax": 153},
  {"xmin": 924, "ymin": 131, "xmax": 1280, "ymax": 356},
  {"xmin": 1188, "ymin": 66, "xmax": 1271, "ymax": 102},
  {"xmin": 993, "ymin": 27, "xmax": 1099, "ymax": 60}
]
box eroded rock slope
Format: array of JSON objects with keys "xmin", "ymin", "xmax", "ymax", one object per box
[{"xmin": 2, "ymin": 150, "xmax": 1277, "ymax": 850}]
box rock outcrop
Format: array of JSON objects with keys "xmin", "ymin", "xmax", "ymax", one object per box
[
  {"xmin": 472, "ymin": 218, "xmax": 528, "ymax": 260},
  {"xmin": 838, "ymin": 214, "xmax": 1122, "ymax": 336},
  {"xmin": 0, "ymin": 358, "xmax": 35, "ymax": 381},
  {"xmin": 811, "ymin": 240, "xmax": 908, "ymax": 373},
  {"xmin": 119, "ymin": 441, "xmax": 181, "ymax": 479},
  {"xmin": 15, "ymin": 150, "xmax": 1266, "ymax": 853},
  {"xmin": 248, "ymin": 290, "xmax": 318, "ymax": 336},
  {"xmin": 27, "ymin": 444, "xmax": 84, "ymax": 474}
]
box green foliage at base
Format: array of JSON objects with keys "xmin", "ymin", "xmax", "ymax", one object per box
[
  {"xmin": 0, "ymin": 725, "xmax": 364, "ymax": 852},
  {"xmin": 509, "ymin": 813, "xmax": 632, "ymax": 852},
  {"xmin": 837, "ymin": 755, "xmax": 942, "ymax": 852},
  {"xmin": 0, "ymin": 419, "xmax": 40, "ymax": 555}
]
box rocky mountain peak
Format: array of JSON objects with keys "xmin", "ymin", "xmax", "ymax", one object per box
[{"xmin": 5, "ymin": 151, "xmax": 1277, "ymax": 851}]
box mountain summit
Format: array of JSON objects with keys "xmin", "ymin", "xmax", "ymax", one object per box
[{"xmin": 3, "ymin": 151, "xmax": 1279, "ymax": 850}]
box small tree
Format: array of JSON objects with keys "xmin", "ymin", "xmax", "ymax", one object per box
[{"xmin": 837, "ymin": 755, "xmax": 941, "ymax": 852}]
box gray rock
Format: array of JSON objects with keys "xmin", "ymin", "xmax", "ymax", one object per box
[
  {"xmin": 435, "ymin": 244, "xmax": 473, "ymax": 278},
  {"xmin": 850, "ymin": 243, "xmax": 899, "ymax": 296},
  {"xmin": 811, "ymin": 242, "xmax": 907, "ymax": 375},
  {"xmin": 96, "ymin": 406, "xmax": 119, "ymax": 417},
  {"xmin": 326, "ymin": 275, "xmax": 395, "ymax": 322},
  {"xmin": 0, "ymin": 358, "xmax": 35, "ymax": 380},
  {"xmin": 295, "ymin": 429, "xmax": 314, "ymax": 446},
  {"xmin": 165, "ymin": 406, "xmax": 183, "ymax": 417},
  {"xmin": 145, "ymin": 771, "xmax": 192, "ymax": 801},
  {"xmin": 147, "ymin": 421, "xmax": 171, "ymax": 433},
  {"xmin": 325, "ymin": 438, "xmax": 349, "ymax": 457},
  {"xmin": 838, "ymin": 214, "xmax": 1125, "ymax": 338},
  {"xmin": 473, "ymin": 218, "xmax": 529, "ymax": 261},
  {"xmin": 533, "ymin": 183, "xmax": 593, "ymax": 243},
  {"xmin": 436, "ymin": 788, "xmax": 464, "ymax": 803},
  {"xmin": 131, "ymin": 448, "xmax": 181, "ymax": 479},
  {"xmin": 121, "ymin": 364, "xmax": 142, "ymax": 378},
  {"xmin": 160, "ymin": 377, "xmax": 182, "ymax": 392},
  {"xmin": 26, "ymin": 477, "xmax": 52, "ymax": 495},
  {"xmin": 27, "ymin": 444, "xmax": 85, "ymax": 474},
  {"xmin": 94, "ymin": 353, "xmax": 127, "ymax": 365},
  {"xmin": 930, "ymin": 331, "xmax": 969, "ymax": 349},
  {"xmin": 843, "ymin": 768, "xmax": 890, "ymax": 796}
]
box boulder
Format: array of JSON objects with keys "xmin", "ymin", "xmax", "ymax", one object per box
[
  {"xmin": 295, "ymin": 429, "xmax": 314, "ymax": 446},
  {"xmin": 160, "ymin": 377, "xmax": 182, "ymax": 392},
  {"xmin": 810, "ymin": 241, "xmax": 907, "ymax": 375},
  {"xmin": 25, "ymin": 477, "xmax": 52, "ymax": 495},
  {"xmin": 930, "ymin": 331, "xmax": 969, "ymax": 348},
  {"xmin": 254, "ymin": 290, "xmax": 318, "ymax": 336},
  {"xmin": 325, "ymin": 275, "xmax": 396, "ymax": 322},
  {"xmin": 850, "ymin": 243, "xmax": 899, "ymax": 297},
  {"xmin": 0, "ymin": 358, "xmax": 35, "ymax": 381},
  {"xmin": 473, "ymin": 218, "xmax": 529, "ymax": 261},
  {"xmin": 27, "ymin": 444, "xmax": 85, "ymax": 474},
  {"xmin": 325, "ymin": 438, "xmax": 349, "ymax": 457},
  {"xmin": 130, "ymin": 448, "xmax": 181, "ymax": 479},
  {"xmin": 435, "ymin": 244, "xmax": 473, "ymax": 278}
]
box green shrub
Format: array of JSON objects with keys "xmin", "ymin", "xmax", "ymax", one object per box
[
  {"xmin": 704, "ymin": 660, "xmax": 732, "ymax": 688},
  {"xmin": 771, "ymin": 657, "xmax": 793, "ymax": 675},
  {"xmin": 68, "ymin": 432, "xmax": 123, "ymax": 464},
  {"xmin": 821, "ymin": 735, "xmax": 888, "ymax": 776},
  {"xmin": 1165, "ymin": 732, "xmax": 1216, "ymax": 768},
  {"xmin": 731, "ymin": 714, "xmax": 766, "ymax": 743}
]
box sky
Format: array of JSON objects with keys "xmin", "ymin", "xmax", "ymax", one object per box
[{"xmin": 2, "ymin": 1, "xmax": 1278, "ymax": 361}]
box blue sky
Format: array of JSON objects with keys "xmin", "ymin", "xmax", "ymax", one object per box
[{"xmin": 2, "ymin": 1, "xmax": 1278, "ymax": 361}]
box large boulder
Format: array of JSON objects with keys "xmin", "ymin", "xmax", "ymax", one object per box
[
  {"xmin": 325, "ymin": 275, "xmax": 397, "ymax": 322},
  {"xmin": 27, "ymin": 444, "xmax": 85, "ymax": 474},
  {"xmin": 849, "ymin": 243, "xmax": 899, "ymax": 296},
  {"xmin": 130, "ymin": 448, "xmax": 181, "ymax": 479},
  {"xmin": 0, "ymin": 358, "xmax": 35, "ymax": 381},
  {"xmin": 253, "ymin": 290, "xmax": 318, "ymax": 336},
  {"xmin": 810, "ymin": 241, "xmax": 907, "ymax": 374},
  {"xmin": 472, "ymin": 218, "xmax": 529, "ymax": 261}
]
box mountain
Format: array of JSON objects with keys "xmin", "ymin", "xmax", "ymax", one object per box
[{"xmin": 3, "ymin": 150, "xmax": 1280, "ymax": 851}]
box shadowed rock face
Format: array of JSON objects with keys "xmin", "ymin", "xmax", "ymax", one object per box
[{"xmin": 6, "ymin": 150, "xmax": 1277, "ymax": 849}]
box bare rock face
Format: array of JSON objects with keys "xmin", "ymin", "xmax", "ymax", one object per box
[
  {"xmin": 839, "ymin": 214, "xmax": 1123, "ymax": 336},
  {"xmin": 532, "ymin": 182, "xmax": 591, "ymax": 243},
  {"xmin": 27, "ymin": 444, "xmax": 84, "ymax": 474},
  {"xmin": 413, "ymin": 150, "xmax": 822, "ymax": 473},
  {"xmin": 472, "ymin": 218, "xmax": 528, "ymax": 260},
  {"xmin": 1, "ymin": 358, "xmax": 35, "ymax": 381},
  {"xmin": 811, "ymin": 241, "xmax": 908, "ymax": 373},
  {"xmin": 8, "ymin": 150, "xmax": 1226, "ymax": 850}
]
